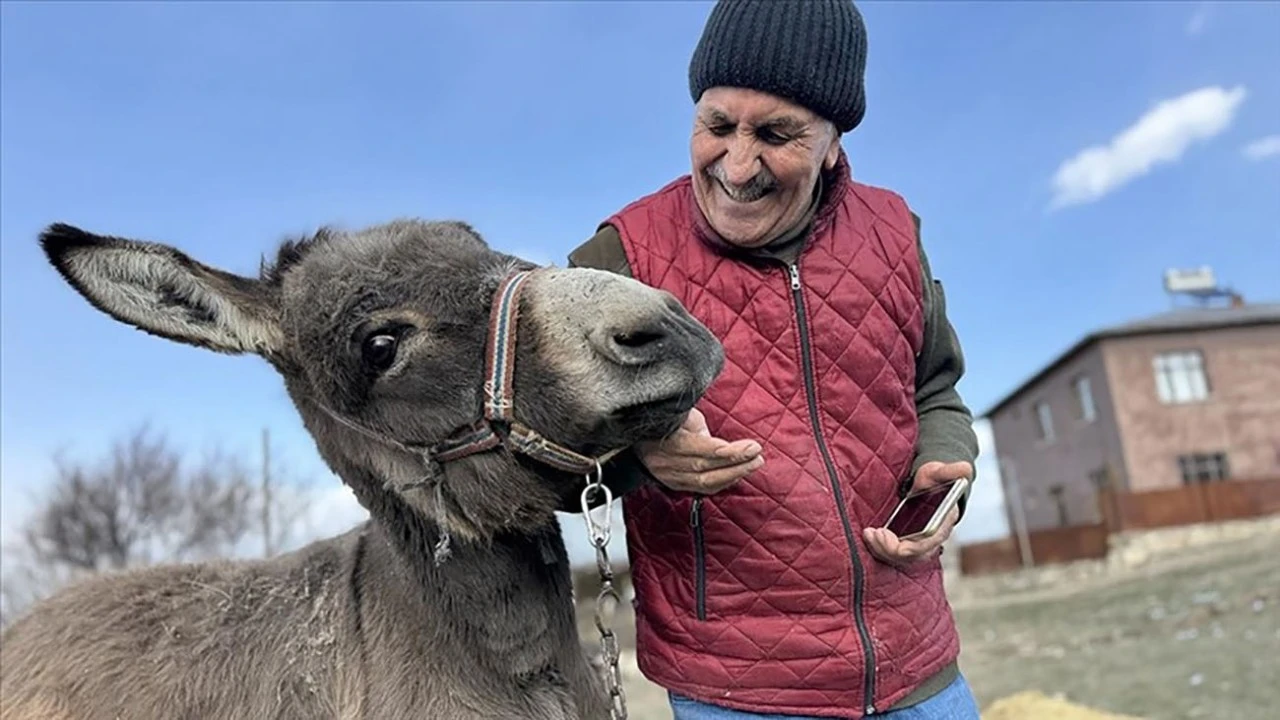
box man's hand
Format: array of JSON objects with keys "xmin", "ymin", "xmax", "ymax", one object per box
[
  {"xmin": 864, "ymin": 460, "xmax": 972, "ymax": 568},
  {"xmin": 634, "ymin": 408, "xmax": 764, "ymax": 494}
]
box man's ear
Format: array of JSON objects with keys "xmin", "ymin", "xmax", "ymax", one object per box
[
  {"xmin": 823, "ymin": 128, "xmax": 843, "ymax": 171},
  {"xmin": 39, "ymin": 223, "xmax": 282, "ymax": 356}
]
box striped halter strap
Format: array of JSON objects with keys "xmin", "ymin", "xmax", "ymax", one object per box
[
  {"xmin": 305, "ymin": 267, "xmax": 626, "ymax": 567},
  {"xmin": 426, "ymin": 268, "xmax": 624, "ymax": 475},
  {"xmin": 311, "ymin": 268, "xmax": 623, "ymax": 481}
]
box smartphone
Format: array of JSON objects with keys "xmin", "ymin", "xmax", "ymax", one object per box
[{"xmin": 882, "ymin": 478, "xmax": 969, "ymax": 542}]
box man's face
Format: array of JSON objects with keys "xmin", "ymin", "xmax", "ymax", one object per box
[{"xmin": 690, "ymin": 87, "xmax": 842, "ymax": 248}]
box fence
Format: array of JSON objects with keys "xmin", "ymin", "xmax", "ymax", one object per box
[
  {"xmin": 1098, "ymin": 477, "xmax": 1280, "ymax": 531},
  {"xmin": 958, "ymin": 523, "xmax": 1109, "ymax": 576},
  {"xmin": 958, "ymin": 477, "xmax": 1280, "ymax": 576}
]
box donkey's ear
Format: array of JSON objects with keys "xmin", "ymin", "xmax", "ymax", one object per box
[{"xmin": 40, "ymin": 223, "xmax": 282, "ymax": 356}]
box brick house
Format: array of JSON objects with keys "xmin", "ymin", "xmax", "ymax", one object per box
[{"xmin": 980, "ymin": 301, "xmax": 1280, "ymax": 533}]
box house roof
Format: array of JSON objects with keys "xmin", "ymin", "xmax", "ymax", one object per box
[{"xmin": 978, "ymin": 301, "xmax": 1280, "ymax": 419}]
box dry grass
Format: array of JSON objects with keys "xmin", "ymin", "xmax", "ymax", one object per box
[
  {"xmin": 954, "ymin": 531, "xmax": 1277, "ymax": 720},
  {"xmin": 577, "ymin": 527, "xmax": 1278, "ymax": 720}
]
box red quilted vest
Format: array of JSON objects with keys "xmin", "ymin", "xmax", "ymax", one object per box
[{"xmin": 605, "ymin": 158, "xmax": 961, "ymax": 718}]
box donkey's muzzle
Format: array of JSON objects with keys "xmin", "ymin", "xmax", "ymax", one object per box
[{"xmin": 588, "ymin": 291, "xmax": 721, "ymax": 373}]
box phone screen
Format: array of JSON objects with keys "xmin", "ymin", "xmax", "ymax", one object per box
[{"xmin": 886, "ymin": 481, "xmax": 957, "ymax": 537}]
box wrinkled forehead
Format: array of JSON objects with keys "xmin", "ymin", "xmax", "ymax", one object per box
[{"xmin": 697, "ymin": 87, "xmax": 828, "ymax": 130}]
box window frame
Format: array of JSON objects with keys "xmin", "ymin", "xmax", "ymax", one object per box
[
  {"xmin": 1153, "ymin": 349, "xmax": 1210, "ymax": 405},
  {"xmin": 1176, "ymin": 452, "xmax": 1230, "ymax": 484},
  {"xmin": 1072, "ymin": 374, "xmax": 1097, "ymax": 423},
  {"xmin": 1033, "ymin": 400, "xmax": 1055, "ymax": 443}
]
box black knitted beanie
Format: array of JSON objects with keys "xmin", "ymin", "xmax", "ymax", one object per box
[{"xmin": 688, "ymin": 0, "xmax": 868, "ymax": 133}]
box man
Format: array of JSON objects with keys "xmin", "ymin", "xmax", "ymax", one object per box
[{"xmin": 566, "ymin": 1, "xmax": 981, "ymax": 717}]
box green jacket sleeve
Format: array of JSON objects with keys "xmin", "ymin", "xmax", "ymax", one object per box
[{"xmin": 909, "ymin": 213, "xmax": 980, "ymax": 519}]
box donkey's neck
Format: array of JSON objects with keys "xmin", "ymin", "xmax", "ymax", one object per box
[{"xmin": 352, "ymin": 467, "xmax": 582, "ymax": 679}]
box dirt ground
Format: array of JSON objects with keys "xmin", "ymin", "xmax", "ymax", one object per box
[
  {"xmin": 578, "ymin": 527, "xmax": 1277, "ymax": 720},
  {"xmin": 953, "ymin": 530, "xmax": 1277, "ymax": 720}
]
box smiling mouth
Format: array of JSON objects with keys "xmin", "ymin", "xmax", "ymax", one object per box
[{"xmin": 717, "ymin": 179, "xmax": 775, "ymax": 204}]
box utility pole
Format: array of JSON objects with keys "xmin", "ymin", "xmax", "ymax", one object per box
[
  {"xmin": 999, "ymin": 456, "xmax": 1034, "ymax": 568},
  {"xmin": 262, "ymin": 427, "xmax": 273, "ymax": 558}
]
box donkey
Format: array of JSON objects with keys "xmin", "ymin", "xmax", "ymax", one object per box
[{"xmin": 0, "ymin": 218, "xmax": 725, "ymax": 720}]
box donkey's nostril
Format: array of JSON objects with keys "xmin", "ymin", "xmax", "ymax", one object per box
[
  {"xmin": 613, "ymin": 330, "xmax": 664, "ymax": 349},
  {"xmin": 592, "ymin": 320, "xmax": 671, "ymax": 366}
]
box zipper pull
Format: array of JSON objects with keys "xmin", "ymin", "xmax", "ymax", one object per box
[
  {"xmin": 689, "ymin": 497, "xmax": 703, "ymax": 526},
  {"xmin": 787, "ymin": 263, "xmax": 801, "ymax": 290}
]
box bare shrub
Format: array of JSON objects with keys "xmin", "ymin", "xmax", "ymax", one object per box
[{"xmin": 0, "ymin": 424, "xmax": 310, "ymax": 627}]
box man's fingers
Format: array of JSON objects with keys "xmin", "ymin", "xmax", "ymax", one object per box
[
  {"xmin": 918, "ymin": 507, "xmax": 959, "ymax": 549},
  {"xmin": 929, "ymin": 509, "xmax": 959, "ymax": 548},
  {"xmin": 648, "ymin": 445, "xmax": 760, "ymax": 476},
  {"xmin": 637, "ymin": 412, "xmax": 765, "ymax": 494},
  {"xmin": 656, "ymin": 454, "xmax": 764, "ymax": 495},
  {"xmin": 867, "ymin": 527, "xmax": 898, "ymax": 555},
  {"xmin": 661, "ymin": 432, "xmax": 761, "ymax": 463},
  {"xmin": 689, "ymin": 454, "xmax": 745, "ymax": 473},
  {"xmin": 653, "ymin": 409, "xmax": 762, "ymax": 461},
  {"xmin": 714, "ymin": 439, "xmax": 763, "ymax": 460},
  {"xmin": 675, "ymin": 433, "xmax": 756, "ymax": 459},
  {"xmin": 940, "ymin": 506, "xmax": 960, "ymax": 533},
  {"xmin": 898, "ymin": 533, "xmax": 948, "ymax": 560},
  {"xmin": 699, "ymin": 440, "xmax": 763, "ymax": 470},
  {"xmin": 864, "ymin": 528, "xmax": 902, "ymax": 564},
  {"xmin": 896, "ymin": 535, "xmax": 938, "ymax": 559},
  {"xmin": 696, "ymin": 456, "xmax": 764, "ymax": 492},
  {"xmin": 915, "ymin": 460, "xmax": 973, "ymax": 488},
  {"xmin": 680, "ymin": 407, "xmax": 711, "ymax": 436},
  {"xmin": 864, "ymin": 525, "xmax": 948, "ymax": 567},
  {"xmin": 674, "ymin": 456, "xmax": 763, "ymax": 493}
]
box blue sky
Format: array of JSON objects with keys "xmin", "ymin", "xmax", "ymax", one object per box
[{"xmin": 3, "ymin": 1, "xmax": 1278, "ymax": 564}]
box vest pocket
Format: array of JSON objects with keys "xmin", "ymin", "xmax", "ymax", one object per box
[{"xmin": 689, "ymin": 497, "xmax": 707, "ymax": 620}]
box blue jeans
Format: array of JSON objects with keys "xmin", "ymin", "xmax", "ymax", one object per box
[{"xmin": 668, "ymin": 673, "xmax": 981, "ymax": 720}]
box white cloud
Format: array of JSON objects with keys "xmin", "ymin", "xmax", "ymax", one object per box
[
  {"xmin": 1186, "ymin": 4, "xmax": 1211, "ymax": 36},
  {"xmin": 1048, "ymin": 85, "xmax": 1248, "ymax": 210},
  {"xmin": 274, "ymin": 481, "xmax": 369, "ymax": 554},
  {"xmin": 1242, "ymin": 134, "xmax": 1280, "ymax": 162}
]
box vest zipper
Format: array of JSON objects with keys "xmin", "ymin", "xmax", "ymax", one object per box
[
  {"xmin": 787, "ymin": 262, "xmax": 878, "ymax": 715},
  {"xmin": 689, "ymin": 497, "xmax": 707, "ymax": 621}
]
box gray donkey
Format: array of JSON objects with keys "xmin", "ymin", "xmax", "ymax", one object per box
[{"xmin": 0, "ymin": 218, "xmax": 724, "ymax": 720}]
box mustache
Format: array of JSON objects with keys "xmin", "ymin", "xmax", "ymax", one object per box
[{"xmin": 707, "ymin": 162, "xmax": 778, "ymax": 203}]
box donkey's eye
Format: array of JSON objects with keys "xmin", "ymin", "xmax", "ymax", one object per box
[{"xmin": 362, "ymin": 333, "xmax": 400, "ymax": 371}]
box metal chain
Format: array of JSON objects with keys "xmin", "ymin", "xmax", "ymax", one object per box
[{"xmin": 580, "ymin": 463, "xmax": 627, "ymax": 720}]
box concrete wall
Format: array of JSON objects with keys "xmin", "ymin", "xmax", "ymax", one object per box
[
  {"xmin": 1104, "ymin": 324, "xmax": 1280, "ymax": 490},
  {"xmin": 988, "ymin": 344, "xmax": 1127, "ymax": 532}
]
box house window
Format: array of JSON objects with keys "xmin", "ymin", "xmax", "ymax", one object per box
[
  {"xmin": 1177, "ymin": 452, "xmax": 1230, "ymax": 484},
  {"xmin": 1073, "ymin": 375, "xmax": 1097, "ymax": 422},
  {"xmin": 1153, "ymin": 350, "xmax": 1209, "ymax": 404},
  {"xmin": 1048, "ymin": 485, "xmax": 1069, "ymax": 527},
  {"xmin": 1034, "ymin": 401, "xmax": 1055, "ymax": 442},
  {"xmin": 1088, "ymin": 466, "xmax": 1111, "ymax": 491}
]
